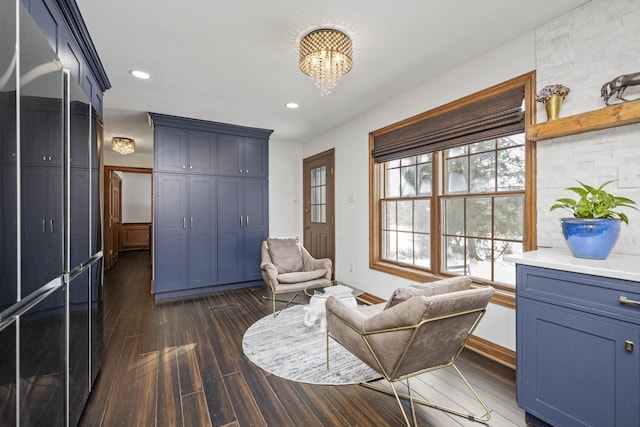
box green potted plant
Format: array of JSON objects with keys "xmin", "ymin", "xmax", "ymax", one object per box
[{"xmin": 550, "ymin": 180, "xmax": 637, "ymax": 259}]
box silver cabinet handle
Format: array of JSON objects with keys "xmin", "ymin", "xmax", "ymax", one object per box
[
  {"xmin": 245, "ymin": 169, "xmax": 249, "ymax": 174},
  {"xmin": 49, "ymin": 219, "xmax": 54, "ymax": 233},
  {"xmin": 182, "ymin": 165, "xmax": 186, "ymax": 170},
  {"xmin": 42, "ymin": 219, "xmax": 46, "ymax": 233},
  {"xmin": 190, "ymin": 217, "xmax": 193, "ymax": 228},
  {"xmin": 620, "ymin": 296, "xmax": 640, "ymax": 307},
  {"xmin": 246, "ymin": 216, "xmax": 249, "ymax": 227},
  {"xmin": 240, "ymin": 216, "xmax": 244, "ymax": 227},
  {"xmin": 183, "ymin": 217, "xmax": 187, "ymax": 229},
  {"xmin": 190, "ymin": 165, "xmax": 193, "ymax": 169}
]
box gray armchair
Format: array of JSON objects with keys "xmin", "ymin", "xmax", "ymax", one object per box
[
  {"xmin": 326, "ymin": 276, "xmax": 494, "ymax": 426},
  {"xmin": 260, "ymin": 237, "xmax": 332, "ymax": 316}
]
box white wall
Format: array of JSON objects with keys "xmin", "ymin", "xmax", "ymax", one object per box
[
  {"xmin": 268, "ymin": 138, "xmax": 304, "ymax": 238},
  {"xmin": 121, "ymin": 172, "xmax": 152, "ymax": 223}
]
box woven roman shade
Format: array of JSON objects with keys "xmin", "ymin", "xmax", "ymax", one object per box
[{"xmin": 371, "ymin": 86, "xmax": 525, "ymax": 163}]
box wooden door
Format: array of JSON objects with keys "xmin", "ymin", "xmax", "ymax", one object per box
[
  {"xmin": 303, "ymin": 149, "xmax": 335, "ymax": 275},
  {"xmin": 108, "ymin": 171, "xmax": 122, "ymax": 267}
]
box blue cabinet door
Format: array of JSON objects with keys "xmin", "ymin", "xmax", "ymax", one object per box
[
  {"xmin": 155, "ymin": 127, "xmax": 187, "ymax": 173},
  {"xmin": 217, "ymin": 177, "xmax": 267, "ymax": 284},
  {"xmin": 154, "ymin": 174, "xmax": 188, "ymax": 292},
  {"xmin": 217, "ymin": 178, "xmax": 243, "ymax": 284},
  {"xmin": 217, "ymin": 134, "xmax": 268, "ymax": 178},
  {"xmin": 518, "ymin": 297, "xmax": 640, "ymax": 427},
  {"xmin": 188, "ymin": 131, "xmax": 217, "ymax": 174},
  {"xmin": 217, "ymin": 134, "xmax": 243, "ymax": 176},
  {"xmin": 243, "ymin": 179, "xmax": 268, "ymax": 281},
  {"xmin": 244, "ymin": 137, "xmax": 268, "ymax": 178},
  {"xmin": 188, "ymin": 175, "xmax": 217, "ymax": 288}
]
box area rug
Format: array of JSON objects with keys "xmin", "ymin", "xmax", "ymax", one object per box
[{"xmin": 242, "ymin": 305, "xmax": 380, "ymax": 385}]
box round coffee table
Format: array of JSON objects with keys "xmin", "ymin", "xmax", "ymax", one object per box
[{"xmin": 303, "ymin": 281, "xmax": 362, "ymax": 331}]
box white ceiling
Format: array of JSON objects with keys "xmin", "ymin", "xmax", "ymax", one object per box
[{"xmin": 75, "ymin": 0, "xmax": 590, "ymax": 155}]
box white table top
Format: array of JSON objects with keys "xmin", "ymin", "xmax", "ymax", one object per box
[{"xmin": 505, "ymin": 248, "xmax": 640, "ymax": 282}]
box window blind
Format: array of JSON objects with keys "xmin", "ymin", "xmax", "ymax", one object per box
[{"xmin": 371, "ymin": 86, "xmax": 525, "ymax": 163}]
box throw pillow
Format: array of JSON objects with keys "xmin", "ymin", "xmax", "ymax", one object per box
[{"xmin": 267, "ymin": 237, "xmax": 304, "ymax": 274}]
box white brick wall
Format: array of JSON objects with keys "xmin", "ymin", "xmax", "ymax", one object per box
[{"xmin": 535, "ymin": 0, "xmax": 640, "ymax": 255}]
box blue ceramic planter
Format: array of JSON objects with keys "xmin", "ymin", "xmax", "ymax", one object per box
[{"xmin": 560, "ymin": 218, "xmax": 621, "ymax": 260}]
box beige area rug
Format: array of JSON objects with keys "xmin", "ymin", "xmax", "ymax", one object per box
[{"xmin": 242, "ymin": 305, "xmax": 380, "ymax": 385}]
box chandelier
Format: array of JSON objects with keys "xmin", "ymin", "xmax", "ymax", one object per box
[
  {"xmin": 299, "ymin": 29, "xmax": 353, "ymax": 96},
  {"xmin": 112, "ymin": 137, "xmax": 135, "ymax": 155}
]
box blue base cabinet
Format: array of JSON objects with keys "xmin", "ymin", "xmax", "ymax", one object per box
[
  {"xmin": 516, "ymin": 264, "xmax": 640, "ymax": 427},
  {"xmin": 151, "ymin": 113, "xmax": 272, "ymax": 300}
]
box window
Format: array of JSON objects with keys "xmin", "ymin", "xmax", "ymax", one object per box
[{"xmin": 370, "ymin": 74, "xmax": 535, "ymax": 302}]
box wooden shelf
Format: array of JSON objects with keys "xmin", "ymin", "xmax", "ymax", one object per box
[{"xmin": 527, "ymin": 99, "xmax": 640, "ymax": 141}]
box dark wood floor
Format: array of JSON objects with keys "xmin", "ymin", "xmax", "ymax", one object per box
[{"xmin": 79, "ymin": 250, "xmax": 525, "ymax": 426}]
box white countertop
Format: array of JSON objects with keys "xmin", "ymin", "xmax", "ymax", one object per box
[{"xmin": 505, "ymin": 248, "xmax": 640, "ymax": 282}]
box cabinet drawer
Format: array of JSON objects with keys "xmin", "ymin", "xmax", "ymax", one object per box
[{"xmin": 518, "ymin": 265, "xmax": 640, "ymax": 323}]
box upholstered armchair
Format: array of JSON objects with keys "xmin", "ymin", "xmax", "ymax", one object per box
[
  {"xmin": 261, "ymin": 237, "xmax": 332, "ymax": 316},
  {"xmin": 325, "ymin": 276, "xmax": 494, "ymax": 426}
]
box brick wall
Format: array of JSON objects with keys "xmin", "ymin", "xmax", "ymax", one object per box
[{"xmin": 535, "ymin": 0, "xmax": 640, "ymax": 254}]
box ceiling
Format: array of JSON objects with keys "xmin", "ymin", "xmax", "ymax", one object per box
[{"xmin": 75, "ymin": 0, "xmax": 590, "ymax": 156}]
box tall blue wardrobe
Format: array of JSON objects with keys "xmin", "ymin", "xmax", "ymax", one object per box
[{"xmin": 149, "ymin": 113, "xmax": 272, "ymax": 300}]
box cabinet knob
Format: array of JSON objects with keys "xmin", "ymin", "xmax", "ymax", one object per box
[
  {"xmin": 245, "ymin": 169, "xmax": 249, "ymax": 174},
  {"xmin": 182, "ymin": 165, "xmax": 186, "ymax": 170},
  {"xmin": 625, "ymin": 340, "xmax": 634, "ymax": 352},
  {"xmin": 190, "ymin": 165, "xmax": 193, "ymax": 170}
]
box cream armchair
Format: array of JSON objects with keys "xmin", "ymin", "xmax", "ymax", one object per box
[
  {"xmin": 260, "ymin": 237, "xmax": 332, "ymax": 316},
  {"xmin": 326, "ymin": 276, "xmax": 495, "ymax": 426}
]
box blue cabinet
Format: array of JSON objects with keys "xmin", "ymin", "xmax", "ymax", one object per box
[
  {"xmin": 217, "ymin": 134, "xmax": 268, "ymax": 177},
  {"xmin": 151, "ymin": 114, "xmax": 271, "ymax": 299},
  {"xmin": 154, "ymin": 173, "xmax": 218, "ymax": 294},
  {"xmin": 516, "ymin": 264, "xmax": 640, "ymax": 427},
  {"xmin": 217, "ymin": 177, "xmax": 268, "ymax": 284},
  {"xmin": 155, "ymin": 128, "xmax": 218, "ymax": 174}
]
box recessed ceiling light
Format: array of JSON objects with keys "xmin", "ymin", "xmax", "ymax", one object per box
[
  {"xmin": 286, "ymin": 102, "xmax": 299, "ymax": 109},
  {"xmin": 130, "ymin": 70, "xmax": 151, "ymax": 80}
]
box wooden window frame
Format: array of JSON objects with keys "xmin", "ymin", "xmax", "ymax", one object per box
[{"xmin": 369, "ymin": 72, "xmax": 537, "ymax": 309}]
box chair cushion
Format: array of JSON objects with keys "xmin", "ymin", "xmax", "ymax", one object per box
[
  {"xmin": 278, "ymin": 269, "xmax": 327, "ymax": 284},
  {"xmin": 267, "ymin": 237, "xmax": 303, "ymax": 274},
  {"xmin": 383, "ymin": 276, "xmax": 472, "ymax": 309}
]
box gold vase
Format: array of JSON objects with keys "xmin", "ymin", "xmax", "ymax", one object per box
[{"xmin": 544, "ymin": 94, "xmax": 563, "ymax": 121}]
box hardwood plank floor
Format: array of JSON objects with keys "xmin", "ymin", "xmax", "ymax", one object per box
[{"xmin": 79, "ymin": 250, "xmax": 526, "ymax": 426}]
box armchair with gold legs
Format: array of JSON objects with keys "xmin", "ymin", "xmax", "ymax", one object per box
[
  {"xmin": 325, "ymin": 277, "xmax": 495, "ymax": 426},
  {"xmin": 260, "ymin": 237, "xmax": 332, "ymax": 316}
]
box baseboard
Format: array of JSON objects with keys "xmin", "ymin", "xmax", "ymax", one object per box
[
  {"xmin": 357, "ymin": 292, "xmax": 385, "ymax": 305},
  {"xmin": 465, "ymin": 335, "xmax": 516, "ymax": 370}
]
